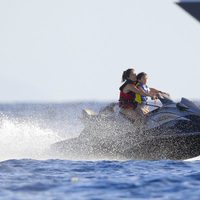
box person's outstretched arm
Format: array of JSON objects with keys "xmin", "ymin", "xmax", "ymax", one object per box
[
  {"xmin": 126, "ymin": 84, "xmax": 155, "ymax": 98},
  {"xmin": 150, "ymin": 88, "xmax": 169, "ymax": 96}
]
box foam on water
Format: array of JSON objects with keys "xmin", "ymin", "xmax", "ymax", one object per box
[
  {"xmin": 0, "ymin": 102, "xmax": 106, "ymax": 161},
  {"xmin": 186, "ymin": 155, "xmax": 200, "ymax": 161},
  {"xmin": 0, "ymin": 117, "xmax": 63, "ymax": 161}
]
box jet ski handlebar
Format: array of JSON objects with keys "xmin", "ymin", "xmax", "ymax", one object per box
[{"xmin": 157, "ymin": 92, "xmax": 174, "ymax": 105}]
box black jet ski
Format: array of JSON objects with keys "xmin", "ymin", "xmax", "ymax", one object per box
[{"xmin": 51, "ymin": 94, "xmax": 200, "ymax": 160}]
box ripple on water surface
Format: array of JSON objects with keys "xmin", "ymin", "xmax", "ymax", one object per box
[{"xmin": 0, "ymin": 159, "xmax": 200, "ymax": 199}]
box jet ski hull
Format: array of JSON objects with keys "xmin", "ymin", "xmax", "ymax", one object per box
[
  {"xmin": 51, "ymin": 97, "xmax": 200, "ymax": 160},
  {"xmin": 122, "ymin": 132, "xmax": 200, "ymax": 160},
  {"xmin": 51, "ymin": 132, "xmax": 200, "ymax": 160}
]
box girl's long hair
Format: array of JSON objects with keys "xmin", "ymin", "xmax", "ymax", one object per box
[{"xmin": 122, "ymin": 68, "xmax": 133, "ymax": 82}]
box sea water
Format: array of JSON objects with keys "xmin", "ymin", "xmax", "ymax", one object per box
[{"xmin": 0, "ymin": 102, "xmax": 200, "ymax": 200}]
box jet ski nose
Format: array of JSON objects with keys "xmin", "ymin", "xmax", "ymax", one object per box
[{"xmin": 176, "ymin": 102, "xmax": 189, "ymax": 111}]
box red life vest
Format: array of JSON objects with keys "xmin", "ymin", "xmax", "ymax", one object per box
[{"xmin": 119, "ymin": 80, "xmax": 138, "ymax": 109}]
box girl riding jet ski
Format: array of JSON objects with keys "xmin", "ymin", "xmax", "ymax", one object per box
[{"xmin": 135, "ymin": 72, "xmax": 168, "ymax": 116}]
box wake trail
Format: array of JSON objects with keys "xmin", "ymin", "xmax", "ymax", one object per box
[{"xmin": 0, "ymin": 118, "xmax": 65, "ymax": 161}]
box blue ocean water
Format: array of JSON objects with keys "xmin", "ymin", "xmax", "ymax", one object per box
[{"xmin": 0, "ymin": 102, "xmax": 200, "ymax": 200}]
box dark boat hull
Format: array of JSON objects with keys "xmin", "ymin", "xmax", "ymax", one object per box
[
  {"xmin": 122, "ymin": 132, "xmax": 200, "ymax": 160},
  {"xmin": 51, "ymin": 132, "xmax": 200, "ymax": 160}
]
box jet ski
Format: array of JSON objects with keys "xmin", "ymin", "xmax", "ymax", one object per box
[{"xmin": 51, "ymin": 94, "xmax": 200, "ymax": 160}]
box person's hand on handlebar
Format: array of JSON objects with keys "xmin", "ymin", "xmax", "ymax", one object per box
[{"xmin": 150, "ymin": 94, "xmax": 158, "ymax": 100}]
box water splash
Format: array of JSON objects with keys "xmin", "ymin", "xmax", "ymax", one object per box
[
  {"xmin": 0, "ymin": 117, "xmax": 62, "ymax": 161},
  {"xmin": 0, "ymin": 102, "xmax": 107, "ymax": 161},
  {"xmin": 1, "ymin": 101, "xmax": 200, "ymax": 161}
]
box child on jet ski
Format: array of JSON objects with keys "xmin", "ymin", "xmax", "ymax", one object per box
[{"xmin": 136, "ymin": 72, "xmax": 167, "ymax": 115}]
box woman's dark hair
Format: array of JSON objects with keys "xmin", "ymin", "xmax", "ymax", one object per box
[
  {"xmin": 137, "ymin": 72, "xmax": 147, "ymax": 81},
  {"xmin": 122, "ymin": 68, "xmax": 133, "ymax": 82}
]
